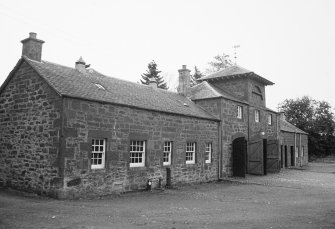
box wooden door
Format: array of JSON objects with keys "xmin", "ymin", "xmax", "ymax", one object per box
[
  {"xmin": 232, "ymin": 137, "xmax": 246, "ymax": 177},
  {"xmin": 247, "ymin": 139, "xmax": 263, "ymax": 175},
  {"xmin": 266, "ymin": 139, "xmax": 280, "ymax": 173}
]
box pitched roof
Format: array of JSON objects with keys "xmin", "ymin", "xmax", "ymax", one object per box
[
  {"xmin": 280, "ymin": 119, "xmax": 308, "ymax": 134},
  {"xmin": 3, "ymin": 57, "xmax": 219, "ymax": 121},
  {"xmin": 190, "ymin": 81, "xmax": 248, "ymax": 104},
  {"xmin": 198, "ymin": 65, "xmax": 274, "ymax": 86}
]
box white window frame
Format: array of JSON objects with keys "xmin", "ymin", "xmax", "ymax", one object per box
[
  {"xmin": 205, "ymin": 143, "xmax": 212, "ymax": 163},
  {"xmin": 91, "ymin": 139, "xmax": 106, "ymax": 169},
  {"xmin": 186, "ymin": 142, "xmax": 196, "ymax": 164},
  {"xmin": 237, "ymin": 106, "xmax": 243, "ymax": 119},
  {"xmin": 130, "ymin": 140, "xmax": 146, "ymax": 167},
  {"xmin": 268, "ymin": 114, "xmax": 272, "ymax": 125},
  {"xmin": 255, "ymin": 110, "xmax": 260, "ymax": 123},
  {"xmin": 163, "ymin": 141, "xmax": 172, "ymax": 166}
]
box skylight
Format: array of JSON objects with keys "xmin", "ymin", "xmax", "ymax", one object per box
[{"xmin": 94, "ymin": 83, "xmax": 105, "ymax": 90}]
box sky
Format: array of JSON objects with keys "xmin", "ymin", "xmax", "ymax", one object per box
[{"xmin": 1, "ymin": 0, "xmax": 335, "ymax": 111}]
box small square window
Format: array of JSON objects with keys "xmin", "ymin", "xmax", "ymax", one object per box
[
  {"xmin": 205, "ymin": 143, "xmax": 212, "ymax": 163},
  {"xmin": 237, "ymin": 106, "xmax": 243, "ymax": 119},
  {"xmin": 255, "ymin": 110, "xmax": 260, "ymax": 123},
  {"xmin": 91, "ymin": 139, "xmax": 105, "ymax": 169},
  {"xmin": 268, "ymin": 114, "xmax": 272, "ymax": 125},
  {"xmin": 186, "ymin": 142, "xmax": 196, "ymax": 164},
  {"xmin": 163, "ymin": 141, "xmax": 172, "ymax": 166}
]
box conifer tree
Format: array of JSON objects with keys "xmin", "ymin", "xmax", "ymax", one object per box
[
  {"xmin": 140, "ymin": 60, "xmax": 168, "ymax": 90},
  {"xmin": 190, "ymin": 66, "xmax": 204, "ymax": 87}
]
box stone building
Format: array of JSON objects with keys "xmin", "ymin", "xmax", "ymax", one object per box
[
  {"xmin": 0, "ymin": 33, "xmax": 307, "ymax": 198},
  {"xmin": 279, "ymin": 113, "xmax": 308, "ymax": 168}
]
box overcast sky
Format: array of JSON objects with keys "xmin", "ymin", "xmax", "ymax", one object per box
[{"xmin": 1, "ymin": 0, "xmax": 334, "ymax": 111}]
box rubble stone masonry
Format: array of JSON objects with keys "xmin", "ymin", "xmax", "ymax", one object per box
[
  {"xmin": 0, "ymin": 62, "xmax": 62, "ymax": 196},
  {"xmin": 60, "ymin": 97, "xmax": 219, "ymax": 198}
]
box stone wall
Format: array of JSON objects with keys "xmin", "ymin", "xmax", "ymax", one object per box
[
  {"xmin": 248, "ymin": 106, "xmax": 278, "ymax": 141},
  {"xmin": 248, "ymin": 79, "xmax": 266, "ymax": 107},
  {"xmin": 280, "ymin": 132, "xmax": 308, "ymax": 167},
  {"xmin": 195, "ymin": 98, "xmax": 249, "ymax": 176},
  {"xmin": 212, "ymin": 78, "xmax": 248, "ymax": 101},
  {"xmin": 0, "ymin": 61, "xmax": 62, "ymax": 196},
  {"xmin": 60, "ymin": 97, "xmax": 219, "ymax": 198}
]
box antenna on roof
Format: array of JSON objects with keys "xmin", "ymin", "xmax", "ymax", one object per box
[{"xmin": 233, "ymin": 45, "xmax": 240, "ymax": 65}]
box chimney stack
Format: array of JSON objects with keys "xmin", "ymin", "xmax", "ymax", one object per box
[
  {"xmin": 75, "ymin": 56, "xmax": 86, "ymax": 73},
  {"xmin": 21, "ymin": 32, "xmax": 44, "ymax": 62},
  {"xmin": 178, "ymin": 65, "xmax": 191, "ymax": 96},
  {"xmin": 279, "ymin": 112, "xmax": 286, "ymax": 121}
]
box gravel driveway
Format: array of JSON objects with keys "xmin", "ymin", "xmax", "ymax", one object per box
[{"xmin": 0, "ymin": 162, "xmax": 334, "ymax": 229}]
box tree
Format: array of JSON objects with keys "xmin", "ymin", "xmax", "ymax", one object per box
[
  {"xmin": 190, "ymin": 66, "xmax": 204, "ymax": 87},
  {"xmin": 140, "ymin": 60, "xmax": 168, "ymax": 90},
  {"xmin": 206, "ymin": 53, "xmax": 233, "ymax": 74},
  {"xmin": 279, "ymin": 96, "xmax": 335, "ymax": 157}
]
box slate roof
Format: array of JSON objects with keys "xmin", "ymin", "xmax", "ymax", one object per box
[
  {"xmin": 280, "ymin": 119, "xmax": 308, "ymax": 134},
  {"xmin": 190, "ymin": 81, "xmax": 248, "ymax": 104},
  {"xmin": 2, "ymin": 57, "xmax": 219, "ymax": 121},
  {"xmin": 198, "ymin": 65, "xmax": 274, "ymax": 86}
]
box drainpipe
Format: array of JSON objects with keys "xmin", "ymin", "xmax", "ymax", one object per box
[
  {"xmin": 299, "ymin": 134, "xmax": 302, "ymax": 167},
  {"xmin": 218, "ymin": 120, "xmax": 222, "ymax": 179},
  {"xmin": 218, "ymin": 99, "xmax": 223, "ymax": 179},
  {"xmin": 294, "ymin": 132, "xmax": 297, "ymax": 166}
]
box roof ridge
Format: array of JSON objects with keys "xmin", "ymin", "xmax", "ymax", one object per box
[{"xmin": 41, "ymin": 59, "xmax": 183, "ymax": 94}]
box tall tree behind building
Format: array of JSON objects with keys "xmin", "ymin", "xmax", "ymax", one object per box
[
  {"xmin": 279, "ymin": 96, "xmax": 335, "ymax": 158},
  {"xmin": 206, "ymin": 53, "xmax": 233, "ymax": 74},
  {"xmin": 140, "ymin": 60, "xmax": 168, "ymax": 90},
  {"xmin": 190, "ymin": 66, "xmax": 204, "ymax": 87}
]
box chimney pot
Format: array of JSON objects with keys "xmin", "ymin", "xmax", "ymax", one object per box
[
  {"xmin": 29, "ymin": 32, "xmax": 37, "ymax": 39},
  {"xmin": 182, "ymin": 65, "xmax": 187, "ymax": 70},
  {"xmin": 21, "ymin": 32, "xmax": 44, "ymax": 62},
  {"xmin": 75, "ymin": 56, "xmax": 87, "ymax": 73}
]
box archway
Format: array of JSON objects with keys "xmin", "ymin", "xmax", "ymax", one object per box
[{"xmin": 232, "ymin": 137, "xmax": 247, "ymax": 177}]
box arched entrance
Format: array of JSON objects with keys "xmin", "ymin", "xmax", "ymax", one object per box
[{"xmin": 232, "ymin": 137, "xmax": 247, "ymax": 177}]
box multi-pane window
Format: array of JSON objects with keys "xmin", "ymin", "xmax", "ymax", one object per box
[
  {"xmin": 205, "ymin": 143, "xmax": 212, "ymax": 163},
  {"xmin": 163, "ymin": 141, "xmax": 172, "ymax": 166},
  {"xmin": 237, "ymin": 106, "xmax": 243, "ymax": 119},
  {"xmin": 130, "ymin": 140, "xmax": 145, "ymax": 167},
  {"xmin": 255, "ymin": 110, "xmax": 260, "ymax": 123},
  {"xmin": 91, "ymin": 139, "xmax": 105, "ymax": 169},
  {"xmin": 268, "ymin": 114, "xmax": 272, "ymax": 125},
  {"xmin": 186, "ymin": 142, "xmax": 196, "ymax": 164}
]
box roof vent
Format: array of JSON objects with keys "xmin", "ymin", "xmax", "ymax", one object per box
[{"xmin": 183, "ymin": 103, "xmax": 189, "ymax": 107}]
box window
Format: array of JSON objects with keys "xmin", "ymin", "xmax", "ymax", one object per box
[
  {"xmin": 130, "ymin": 140, "xmax": 145, "ymax": 167},
  {"xmin": 91, "ymin": 139, "xmax": 105, "ymax": 169},
  {"xmin": 186, "ymin": 142, "xmax": 196, "ymax": 164},
  {"xmin": 163, "ymin": 141, "xmax": 172, "ymax": 166},
  {"xmin": 237, "ymin": 106, "xmax": 243, "ymax": 119},
  {"xmin": 205, "ymin": 143, "xmax": 212, "ymax": 163},
  {"xmin": 255, "ymin": 110, "xmax": 260, "ymax": 123},
  {"xmin": 295, "ymin": 146, "xmax": 299, "ymax": 158},
  {"xmin": 268, "ymin": 114, "xmax": 272, "ymax": 125}
]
